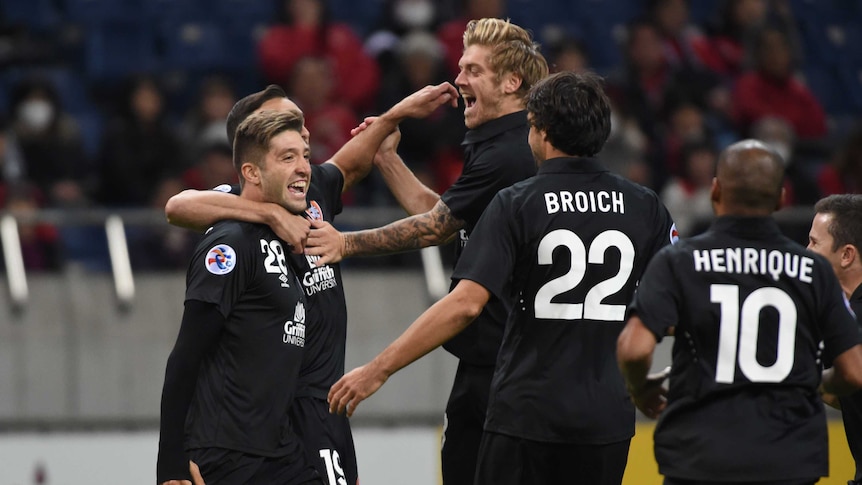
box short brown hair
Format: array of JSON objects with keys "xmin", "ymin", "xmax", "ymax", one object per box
[
  {"xmin": 815, "ymin": 194, "xmax": 862, "ymax": 252},
  {"xmin": 233, "ymin": 110, "xmax": 305, "ymax": 186},
  {"xmin": 463, "ymin": 18, "xmax": 549, "ymax": 99}
]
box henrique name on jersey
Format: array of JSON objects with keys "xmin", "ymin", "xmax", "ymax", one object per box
[
  {"xmin": 693, "ymin": 247, "xmax": 814, "ymax": 284},
  {"xmin": 544, "ymin": 190, "xmax": 625, "ymax": 215}
]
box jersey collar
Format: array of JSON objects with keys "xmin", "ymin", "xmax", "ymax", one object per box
[
  {"xmin": 709, "ymin": 215, "xmax": 783, "ymax": 240},
  {"xmin": 462, "ymin": 110, "xmax": 527, "ymax": 145},
  {"xmin": 851, "ymin": 282, "xmax": 862, "ymax": 305},
  {"xmin": 537, "ymin": 157, "xmax": 608, "ymax": 175}
]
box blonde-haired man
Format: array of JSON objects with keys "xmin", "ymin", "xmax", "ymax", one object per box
[
  {"xmin": 158, "ymin": 111, "xmax": 324, "ymax": 485},
  {"xmin": 308, "ymin": 17, "xmax": 548, "ymax": 484}
]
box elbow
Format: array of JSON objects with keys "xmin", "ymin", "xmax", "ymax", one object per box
[{"xmin": 164, "ymin": 190, "xmax": 189, "ymax": 225}]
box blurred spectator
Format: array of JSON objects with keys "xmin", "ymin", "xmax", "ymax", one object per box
[
  {"xmin": 97, "ymin": 76, "xmax": 183, "ymax": 207},
  {"xmin": 182, "ymin": 141, "xmax": 237, "ymax": 190},
  {"xmin": 126, "ymin": 178, "xmax": 197, "ymax": 271},
  {"xmin": 365, "ymin": 0, "xmax": 441, "ymax": 75},
  {"xmin": 818, "ymin": 126, "xmax": 862, "ymax": 196},
  {"xmin": 606, "ymin": 19, "xmax": 718, "ymax": 189},
  {"xmin": 660, "ymin": 99, "xmax": 712, "ymax": 176},
  {"xmin": 705, "ymin": 0, "xmax": 801, "ymax": 78},
  {"xmin": 288, "ymin": 56, "xmax": 358, "ymax": 166},
  {"xmin": 548, "ymin": 37, "xmax": 589, "ymax": 73},
  {"xmin": 598, "ymin": 101, "xmax": 651, "ymax": 186},
  {"xmin": 749, "ymin": 117, "xmax": 801, "ymax": 205},
  {"xmin": 8, "ymin": 77, "xmax": 91, "ymax": 207},
  {"xmin": 377, "ymin": 31, "xmax": 465, "ymax": 194},
  {"xmin": 0, "ymin": 183, "xmax": 62, "ymax": 271},
  {"xmin": 181, "ymin": 75, "xmax": 236, "ymax": 160},
  {"xmin": 649, "ymin": 0, "xmax": 719, "ymax": 70},
  {"xmin": 436, "ymin": 0, "xmax": 505, "ymax": 77},
  {"xmin": 258, "ymin": 0, "xmax": 381, "ymax": 112},
  {"xmin": 660, "ymin": 140, "xmax": 717, "ymax": 235},
  {"xmin": 731, "ymin": 26, "xmax": 826, "ymax": 139}
]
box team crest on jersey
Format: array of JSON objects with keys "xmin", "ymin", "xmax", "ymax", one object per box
[
  {"xmin": 306, "ymin": 200, "xmax": 324, "ymax": 221},
  {"xmin": 669, "ymin": 223, "xmax": 680, "ymax": 244},
  {"xmin": 205, "ymin": 244, "xmax": 236, "ymax": 275}
]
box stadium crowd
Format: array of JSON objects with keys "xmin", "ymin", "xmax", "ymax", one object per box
[{"xmin": 0, "ymin": 0, "xmax": 860, "ymax": 271}]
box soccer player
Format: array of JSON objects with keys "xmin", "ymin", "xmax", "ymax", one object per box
[
  {"xmin": 308, "ymin": 18, "xmax": 548, "ymax": 484},
  {"xmin": 163, "ymin": 83, "xmax": 457, "ymax": 485},
  {"xmin": 328, "ymin": 71, "xmax": 677, "ymax": 485},
  {"xmin": 618, "ymin": 140, "xmax": 862, "ymax": 485},
  {"xmin": 157, "ymin": 110, "xmax": 322, "ymax": 484},
  {"xmin": 807, "ymin": 194, "xmax": 862, "ymax": 485}
]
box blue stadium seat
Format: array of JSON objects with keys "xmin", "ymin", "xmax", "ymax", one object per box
[
  {"xmin": 212, "ymin": 0, "xmax": 276, "ymax": 22},
  {"xmin": 142, "ymin": 0, "xmax": 207, "ymax": 21},
  {"xmin": 62, "ymin": 0, "xmax": 142, "ymax": 24},
  {"xmin": 802, "ymin": 66, "xmax": 844, "ymax": 115},
  {"xmin": 84, "ymin": 20, "xmax": 159, "ymax": 81},
  {"xmin": 1, "ymin": 67, "xmax": 91, "ymax": 115},
  {"xmin": 838, "ymin": 63, "xmax": 862, "ymax": 113},
  {"xmin": 160, "ymin": 20, "xmax": 228, "ymax": 71},
  {"xmin": 73, "ymin": 108, "xmax": 104, "ymax": 159},
  {"xmin": 800, "ymin": 19, "xmax": 862, "ymax": 66},
  {"xmin": 569, "ymin": 0, "xmax": 644, "ymax": 24},
  {"xmin": 581, "ymin": 18, "xmax": 627, "ymax": 72},
  {"xmin": 221, "ymin": 18, "xmax": 269, "ymax": 71},
  {"xmin": 327, "ymin": 0, "xmax": 383, "ymax": 36},
  {"xmin": 0, "ymin": 0, "xmax": 62, "ymax": 31}
]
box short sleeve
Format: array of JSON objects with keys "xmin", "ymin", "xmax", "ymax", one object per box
[
  {"xmin": 647, "ymin": 193, "xmax": 678, "ymax": 258},
  {"xmin": 313, "ymin": 163, "xmax": 345, "ymax": 218},
  {"xmin": 185, "ymin": 223, "xmax": 254, "ymax": 318},
  {"xmin": 452, "ymin": 191, "xmax": 518, "ymax": 300},
  {"xmin": 628, "ymin": 246, "xmax": 681, "ymax": 342},
  {"xmin": 817, "ymin": 263, "xmax": 862, "ymax": 363}
]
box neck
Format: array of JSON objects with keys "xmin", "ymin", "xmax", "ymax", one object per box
[{"xmin": 840, "ymin": 268, "xmax": 862, "ymax": 300}]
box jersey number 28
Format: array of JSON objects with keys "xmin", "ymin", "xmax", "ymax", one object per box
[
  {"xmin": 711, "ymin": 284, "xmax": 797, "ymax": 384},
  {"xmin": 535, "ymin": 229, "xmax": 635, "ymax": 322}
]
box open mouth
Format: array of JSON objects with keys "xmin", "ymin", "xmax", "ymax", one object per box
[
  {"xmin": 288, "ymin": 180, "xmax": 307, "ymax": 196},
  {"xmin": 462, "ymin": 94, "xmax": 477, "ymax": 109}
]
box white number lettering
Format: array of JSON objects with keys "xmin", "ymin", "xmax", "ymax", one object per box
[
  {"xmin": 260, "ymin": 239, "xmax": 288, "ymax": 274},
  {"xmin": 711, "ymin": 284, "xmax": 797, "ymax": 384},
  {"xmin": 319, "ymin": 448, "xmax": 347, "ymax": 485},
  {"xmin": 534, "ymin": 229, "xmax": 636, "ymax": 321}
]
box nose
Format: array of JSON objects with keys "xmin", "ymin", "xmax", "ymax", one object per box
[{"xmin": 454, "ymin": 69, "xmax": 467, "ymax": 88}]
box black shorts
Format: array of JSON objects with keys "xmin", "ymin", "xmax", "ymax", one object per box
[
  {"xmin": 189, "ymin": 447, "xmax": 322, "ymax": 485},
  {"xmin": 291, "ymin": 395, "xmax": 358, "ymax": 485},
  {"xmin": 474, "ymin": 431, "xmax": 630, "ymax": 485},
  {"xmin": 441, "ymin": 361, "xmax": 494, "ymax": 485},
  {"xmin": 664, "ymin": 479, "xmax": 817, "ymax": 485}
]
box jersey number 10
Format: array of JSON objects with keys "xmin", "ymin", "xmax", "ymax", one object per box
[{"xmin": 711, "ymin": 284, "xmax": 798, "ymax": 384}]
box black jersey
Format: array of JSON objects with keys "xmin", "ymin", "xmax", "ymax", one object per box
[
  {"xmin": 441, "ymin": 110, "xmax": 537, "ymax": 366},
  {"xmin": 453, "ymin": 157, "xmax": 676, "ymax": 444},
  {"xmin": 839, "ymin": 284, "xmax": 862, "ymax": 481},
  {"xmin": 227, "ymin": 162, "xmax": 347, "ymax": 398},
  {"xmin": 184, "ymin": 220, "xmax": 307, "ymax": 456},
  {"xmin": 630, "ymin": 216, "xmax": 862, "ymax": 481}
]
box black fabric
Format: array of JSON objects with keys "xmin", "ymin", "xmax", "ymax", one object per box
[
  {"xmin": 839, "ymin": 284, "xmax": 862, "ymax": 482},
  {"xmin": 180, "ymin": 220, "xmax": 307, "ymax": 456},
  {"xmin": 630, "ymin": 215, "xmax": 862, "ymax": 482},
  {"xmin": 157, "ymin": 300, "xmax": 225, "ymax": 483},
  {"xmin": 441, "ymin": 362, "xmax": 495, "ymax": 485},
  {"xmin": 474, "ymin": 432, "xmax": 630, "ymax": 485},
  {"xmin": 453, "ymin": 157, "xmax": 675, "ymax": 444},
  {"xmin": 441, "ymin": 110, "xmax": 536, "ymax": 366},
  {"xmin": 189, "ymin": 447, "xmax": 323, "ymax": 485},
  {"xmin": 290, "ymin": 396, "xmax": 358, "ymax": 485}
]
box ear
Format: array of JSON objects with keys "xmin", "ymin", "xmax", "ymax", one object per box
[
  {"xmin": 710, "ymin": 177, "xmax": 720, "ymax": 204},
  {"xmin": 776, "ymin": 186, "xmax": 786, "ymax": 211},
  {"xmin": 241, "ymin": 162, "xmax": 261, "ymax": 186},
  {"xmin": 840, "ymin": 244, "xmax": 858, "ymax": 269},
  {"xmin": 502, "ymin": 72, "xmax": 523, "ymax": 95}
]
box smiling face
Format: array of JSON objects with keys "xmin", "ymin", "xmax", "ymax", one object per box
[
  {"xmin": 258, "ymin": 129, "xmax": 311, "ymax": 214},
  {"xmin": 455, "ymin": 44, "xmax": 509, "ymax": 129}
]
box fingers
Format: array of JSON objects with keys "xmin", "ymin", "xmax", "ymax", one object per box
[{"xmin": 328, "ymin": 379, "xmax": 354, "ymax": 415}]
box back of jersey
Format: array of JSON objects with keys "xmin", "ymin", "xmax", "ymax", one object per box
[
  {"xmin": 632, "ymin": 216, "xmax": 860, "ymax": 481},
  {"xmin": 455, "ymin": 157, "xmax": 675, "ymax": 444}
]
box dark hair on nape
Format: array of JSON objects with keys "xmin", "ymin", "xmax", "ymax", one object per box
[
  {"xmin": 226, "ymin": 84, "xmax": 289, "ymax": 146},
  {"xmin": 526, "ymin": 70, "xmax": 611, "ymax": 157},
  {"xmin": 815, "ymin": 194, "xmax": 862, "ymax": 253}
]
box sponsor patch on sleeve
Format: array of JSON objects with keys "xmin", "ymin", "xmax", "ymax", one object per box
[{"xmin": 205, "ymin": 244, "xmax": 236, "ymax": 275}]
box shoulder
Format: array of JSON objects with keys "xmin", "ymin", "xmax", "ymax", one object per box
[{"xmin": 199, "ymin": 220, "xmax": 259, "ymax": 251}]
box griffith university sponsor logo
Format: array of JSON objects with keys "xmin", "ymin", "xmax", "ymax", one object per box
[
  {"xmin": 302, "ymin": 254, "xmax": 338, "ymax": 296},
  {"xmin": 205, "ymin": 244, "xmax": 235, "ymax": 275},
  {"xmin": 283, "ymin": 302, "xmax": 306, "ymax": 347}
]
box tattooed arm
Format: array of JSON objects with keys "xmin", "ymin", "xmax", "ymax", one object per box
[{"xmin": 304, "ymin": 199, "xmax": 464, "ymax": 265}]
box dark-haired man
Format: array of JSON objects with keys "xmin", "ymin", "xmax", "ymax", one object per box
[
  {"xmin": 157, "ymin": 110, "xmax": 322, "ymax": 485},
  {"xmin": 808, "ymin": 194, "xmax": 862, "ymax": 485},
  {"xmin": 328, "ymin": 70, "xmax": 677, "ymax": 485},
  {"xmin": 163, "ymin": 82, "xmax": 457, "ymax": 485},
  {"xmin": 618, "ymin": 141, "xmax": 862, "ymax": 485}
]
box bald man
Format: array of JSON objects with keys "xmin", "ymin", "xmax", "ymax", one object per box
[{"xmin": 617, "ymin": 140, "xmax": 862, "ymax": 485}]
